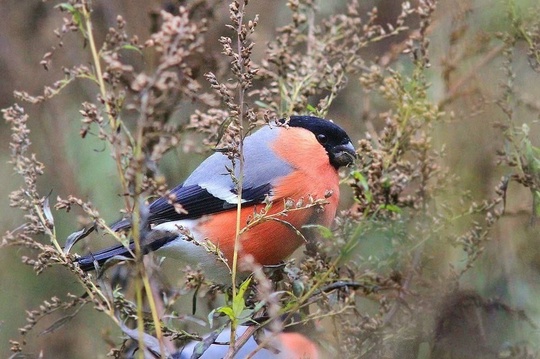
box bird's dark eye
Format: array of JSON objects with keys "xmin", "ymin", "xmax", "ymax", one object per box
[{"xmin": 316, "ymin": 134, "xmax": 328, "ymax": 144}]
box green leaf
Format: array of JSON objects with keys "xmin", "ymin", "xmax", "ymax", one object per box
[
  {"xmin": 379, "ymin": 204, "xmax": 402, "ymax": 213},
  {"xmin": 352, "ymin": 171, "xmax": 373, "ymax": 202},
  {"xmin": 232, "ymin": 277, "xmax": 252, "ymax": 317},
  {"xmin": 302, "ymin": 224, "xmax": 334, "ymax": 239},
  {"xmin": 55, "ymin": 3, "xmax": 75, "ymax": 12},
  {"xmin": 55, "ymin": 3, "xmax": 85, "ymax": 36},
  {"xmin": 214, "ymin": 116, "xmax": 234, "ymax": 147},
  {"xmin": 121, "ymin": 44, "xmax": 143, "ymax": 55},
  {"xmin": 215, "ymin": 306, "xmax": 235, "ymax": 319},
  {"xmin": 306, "ymin": 104, "xmax": 317, "ymax": 113},
  {"xmin": 209, "ymin": 278, "xmax": 252, "ymax": 328},
  {"xmin": 254, "ymin": 100, "xmax": 271, "ymax": 109},
  {"xmin": 281, "ymin": 295, "xmax": 300, "ymax": 311},
  {"xmin": 352, "ymin": 170, "xmax": 366, "ymax": 184},
  {"xmin": 532, "ymin": 190, "xmax": 540, "ymax": 219}
]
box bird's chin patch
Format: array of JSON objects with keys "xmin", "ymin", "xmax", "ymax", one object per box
[{"xmin": 332, "ymin": 151, "xmax": 356, "ymax": 168}]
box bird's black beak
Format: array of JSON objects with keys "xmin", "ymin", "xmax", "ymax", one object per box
[{"xmin": 331, "ymin": 141, "xmax": 356, "ymax": 168}]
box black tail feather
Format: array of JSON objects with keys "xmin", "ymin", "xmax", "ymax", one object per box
[
  {"xmin": 76, "ymin": 242, "xmax": 134, "ymax": 271},
  {"xmin": 76, "ymin": 232, "xmax": 178, "ymax": 272}
]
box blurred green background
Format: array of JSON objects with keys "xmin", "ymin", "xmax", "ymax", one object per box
[{"xmin": 2, "ymin": 0, "xmax": 540, "ymax": 357}]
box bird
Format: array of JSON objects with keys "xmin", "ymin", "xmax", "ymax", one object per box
[
  {"xmin": 174, "ymin": 324, "xmax": 319, "ymax": 359},
  {"xmin": 118, "ymin": 315, "xmax": 320, "ymax": 358},
  {"xmin": 76, "ymin": 116, "xmax": 355, "ymax": 283}
]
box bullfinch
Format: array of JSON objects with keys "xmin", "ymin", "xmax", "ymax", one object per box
[
  {"xmin": 76, "ymin": 116, "xmax": 355, "ymax": 283},
  {"xmin": 175, "ymin": 325, "xmax": 319, "ymax": 359}
]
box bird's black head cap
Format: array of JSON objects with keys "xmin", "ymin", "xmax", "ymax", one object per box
[{"xmin": 279, "ymin": 116, "xmax": 356, "ymax": 169}]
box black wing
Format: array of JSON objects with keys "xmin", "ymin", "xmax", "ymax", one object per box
[{"xmin": 142, "ymin": 182, "xmax": 272, "ymax": 225}]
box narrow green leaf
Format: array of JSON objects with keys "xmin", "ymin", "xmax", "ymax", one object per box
[
  {"xmin": 254, "ymin": 100, "xmax": 271, "ymax": 109},
  {"xmin": 215, "ymin": 306, "xmax": 235, "ymax": 320},
  {"xmin": 306, "ymin": 104, "xmax": 317, "ymax": 113},
  {"xmin": 121, "ymin": 44, "xmax": 143, "ymax": 55},
  {"xmin": 55, "ymin": 3, "xmax": 75, "ymax": 12},
  {"xmin": 232, "ymin": 277, "xmax": 251, "ymax": 317},
  {"xmin": 380, "ymin": 204, "xmax": 402, "ymax": 213},
  {"xmin": 302, "ymin": 224, "xmax": 333, "ymax": 239}
]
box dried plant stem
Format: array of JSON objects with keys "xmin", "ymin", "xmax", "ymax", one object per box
[
  {"xmin": 35, "ymin": 200, "xmax": 117, "ymax": 317},
  {"xmin": 131, "ymin": 94, "xmax": 166, "ymax": 358},
  {"xmin": 227, "ymin": 309, "xmax": 265, "ymax": 359},
  {"xmin": 10, "ymin": 0, "xmax": 537, "ymax": 356},
  {"xmin": 229, "ymin": 150, "xmax": 244, "ymax": 352},
  {"xmin": 82, "ymin": 3, "xmax": 166, "ymax": 355},
  {"xmin": 83, "ymin": 2, "xmax": 165, "ymax": 355},
  {"xmin": 133, "ymin": 276, "xmax": 146, "ymax": 359},
  {"xmin": 81, "ymin": 1, "xmax": 130, "ymax": 210},
  {"xmin": 228, "ymin": 2, "xmax": 247, "ymax": 355}
]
